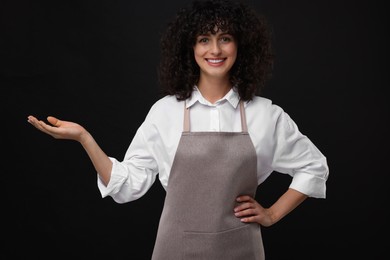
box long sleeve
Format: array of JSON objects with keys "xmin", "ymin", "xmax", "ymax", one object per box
[
  {"xmin": 270, "ymin": 105, "xmax": 329, "ymax": 198},
  {"xmin": 97, "ymin": 123, "xmax": 159, "ymax": 203}
]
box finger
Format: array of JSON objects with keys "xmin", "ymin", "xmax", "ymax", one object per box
[
  {"xmin": 28, "ymin": 116, "xmax": 48, "ymax": 129},
  {"xmin": 236, "ymin": 195, "xmax": 254, "ymax": 202},
  {"xmin": 47, "ymin": 116, "xmax": 60, "ymax": 126},
  {"xmin": 39, "ymin": 120, "xmax": 62, "ymax": 133},
  {"xmin": 27, "ymin": 116, "xmax": 43, "ymax": 127},
  {"xmin": 234, "ymin": 208, "xmax": 256, "ymax": 217},
  {"xmin": 30, "ymin": 119, "xmax": 60, "ymax": 137},
  {"xmin": 27, "ymin": 116, "xmax": 58, "ymax": 138},
  {"xmin": 35, "ymin": 120, "xmax": 56, "ymax": 135},
  {"xmin": 27, "ymin": 115, "xmax": 37, "ymax": 123},
  {"xmin": 240, "ymin": 215, "xmax": 259, "ymax": 223},
  {"xmin": 28, "ymin": 117, "xmax": 45, "ymax": 130},
  {"xmin": 234, "ymin": 202, "xmax": 254, "ymax": 212}
]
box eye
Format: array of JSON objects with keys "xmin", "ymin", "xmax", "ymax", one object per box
[
  {"xmin": 220, "ymin": 36, "xmax": 232, "ymax": 43},
  {"xmin": 198, "ymin": 37, "xmax": 209, "ymax": 43}
]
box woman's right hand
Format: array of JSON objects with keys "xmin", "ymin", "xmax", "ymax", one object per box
[{"xmin": 27, "ymin": 115, "xmax": 89, "ymax": 143}]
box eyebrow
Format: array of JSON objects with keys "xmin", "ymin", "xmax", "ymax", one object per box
[{"xmin": 197, "ymin": 32, "xmax": 232, "ymax": 37}]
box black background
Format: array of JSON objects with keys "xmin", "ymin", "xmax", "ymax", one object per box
[{"xmin": 1, "ymin": 0, "xmax": 388, "ymax": 259}]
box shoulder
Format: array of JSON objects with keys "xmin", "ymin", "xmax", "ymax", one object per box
[
  {"xmin": 244, "ymin": 96, "xmax": 296, "ymax": 132},
  {"xmin": 149, "ymin": 95, "xmax": 181, "ymax": 110},
  {"xmin": 139, "ymin": 95, "xmax": 184, "ymax": 142},
  {"xmin": 144, "ymin": 95, "xmax": 184, "ymax": 123},
  {"xmin": 246, "ymin": 96, "xmax": 285, "ymax": 118},
  {"xmin": 246, "ymin": 96, "xmax": 272, "ymax": 108}
]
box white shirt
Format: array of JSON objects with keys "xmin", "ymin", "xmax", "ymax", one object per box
[{"xmin": 98, "ymin": 87, "xmax": 329, "ymax": 203}]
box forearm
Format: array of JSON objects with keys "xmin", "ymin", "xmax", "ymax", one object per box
[
  {"xmin": 79, "ymin": 131, "xmax": 113, "ymax": 186},
  {"xmin": 268, "ymin": 188, "xmax": 308, "ymax": 224}
]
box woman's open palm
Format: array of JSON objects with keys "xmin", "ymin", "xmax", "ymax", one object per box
[{"xmin": 27, "ymin": 115, "xmax": 87, "ymax": 142}]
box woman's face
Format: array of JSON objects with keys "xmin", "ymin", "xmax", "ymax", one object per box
[{"xmin": 193, "ymin": 29, "xmax": 237, "ymax": 81}]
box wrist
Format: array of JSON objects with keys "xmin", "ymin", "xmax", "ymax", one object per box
[{"xmin": 79, "ymin": 129, "xmax": 92, "ymax": 145}]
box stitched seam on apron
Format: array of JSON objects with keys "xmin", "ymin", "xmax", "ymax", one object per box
[{"xmin": 183, "ymin": 224, "xmax": 251, "ymax": 234}]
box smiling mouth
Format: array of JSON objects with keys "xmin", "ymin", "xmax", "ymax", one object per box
[{"xmin": 205, "ymin": 58, "xmax": 226, "ymax": 65}]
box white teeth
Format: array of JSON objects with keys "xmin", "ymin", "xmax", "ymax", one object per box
[{"xmin": 207, "ymin": 59, "xmax": 224, "ymax": 63}]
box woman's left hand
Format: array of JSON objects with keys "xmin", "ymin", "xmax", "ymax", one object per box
[{"xmin": 234, "ymin": 195, "xmax": 274, "ymax": 227}]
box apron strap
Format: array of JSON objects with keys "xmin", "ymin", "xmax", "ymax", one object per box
[
  {"xmin": 183, "ymin": 100, "xmax": 248, "ymax": 133},
  {"xmin": 183, "ymin": 101, "xmax": 190, "ymax": 132},
  {"xmin": 239, "ymin": 100, "xmax": 248, "ymax": 133}
]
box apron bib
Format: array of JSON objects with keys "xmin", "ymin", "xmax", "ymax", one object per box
[{"xmin": 152, "ymin": 100, "xmax": 264, "ymax": 260}]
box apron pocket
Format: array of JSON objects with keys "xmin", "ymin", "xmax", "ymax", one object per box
[{"xmin": 183, "ymin": 224, "xmax": 258, "ymax": 260}]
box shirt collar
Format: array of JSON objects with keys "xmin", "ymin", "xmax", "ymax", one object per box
[{"xmin": 186, "ymin": 86, "xmax": 240, "ymax": 109}]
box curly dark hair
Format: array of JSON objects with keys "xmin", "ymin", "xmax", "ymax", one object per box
[{"xmin": 158, "ymin": 0, "xmax": 274, "ymax": 101}]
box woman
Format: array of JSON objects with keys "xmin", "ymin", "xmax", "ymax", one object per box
[{"xmin": 27, "ymin": 0, "xmax": 329, "ymax": 259}]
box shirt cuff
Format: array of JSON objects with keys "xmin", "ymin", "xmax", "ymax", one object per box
[
  {"xmin": 289, "ymin": 171, "xmax": 328, "ymax": 198},
  {"xmin": 97, "ymin": 158, "xmax": 127, "ymax": 198}
]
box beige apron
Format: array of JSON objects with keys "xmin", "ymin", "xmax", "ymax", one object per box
[{"xmin": 151, "ymin": 100, "xmax": 264, "ymax": 259}]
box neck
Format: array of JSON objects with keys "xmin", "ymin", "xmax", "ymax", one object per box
[{"xmin": 197, "ymin": 77, "xmax": 232, "ymax": 104}]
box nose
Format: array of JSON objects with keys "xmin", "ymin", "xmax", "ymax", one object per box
[{"xmin": 210, "ymin": 40, "xmax": 222, "ymax": 56}]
